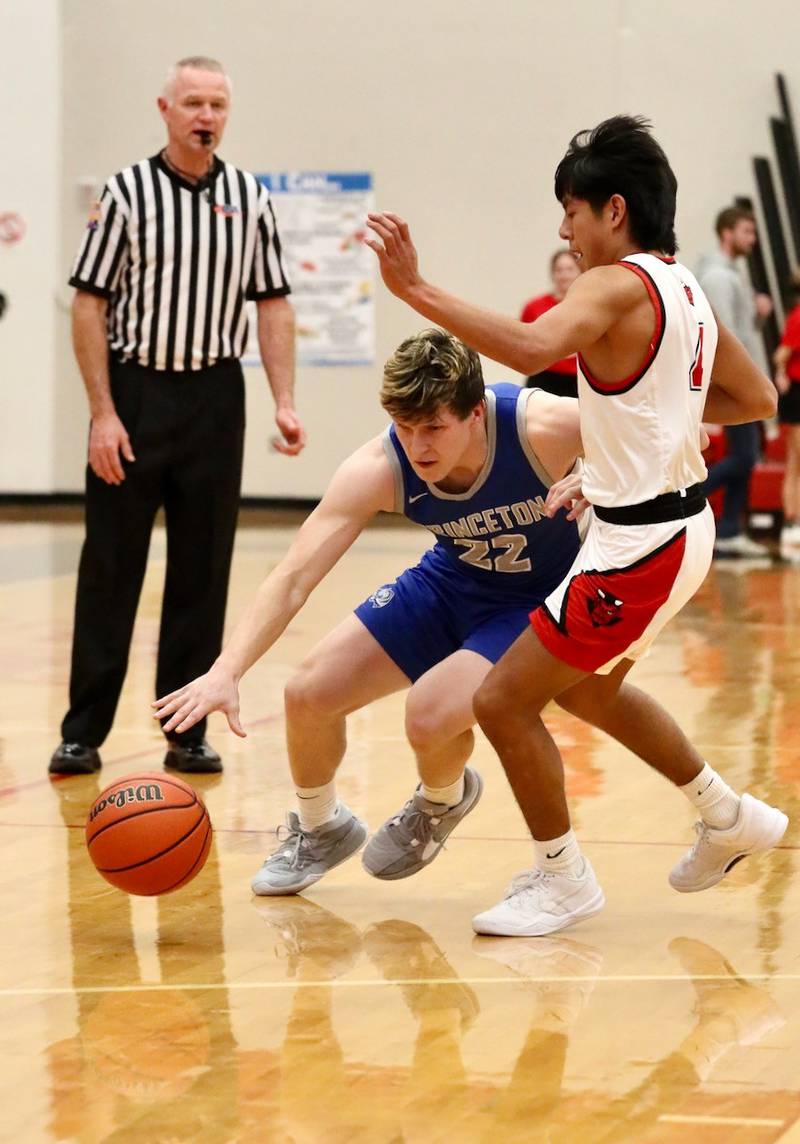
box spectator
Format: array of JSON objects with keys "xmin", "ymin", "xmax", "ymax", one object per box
[
  {"xmin": 696, "ymin": 207, "xmax": 772, "ymax": 557},
  {"xmin": 520, "ymin": 249, "xmax": 580, "ymax": 396},
  {"xmin": 774, "ymin": 272, "xmax": 800, "ymax": 555}
]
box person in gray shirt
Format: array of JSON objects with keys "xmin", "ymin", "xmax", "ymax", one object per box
[{"xmin": 696, "ymin": 206, "xmax": 773, "ymax": 556}]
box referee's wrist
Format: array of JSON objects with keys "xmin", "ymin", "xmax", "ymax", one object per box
[{"xmin": 90, "ymin": 402, "xmax": 117, "ymax": 420}]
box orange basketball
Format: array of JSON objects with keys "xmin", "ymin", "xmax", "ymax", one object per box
[{"xmin": 85, "ymin": 772, "xmax": 212, "ymax": 895}]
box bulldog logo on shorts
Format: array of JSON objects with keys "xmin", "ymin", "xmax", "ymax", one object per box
[
  {"xmin": 587, "ymin": 586, "xmax": 623, "ymax": 628},
  {"xmin": 369, "ymin": 585, "xmax": 395, "ymax": 608}
]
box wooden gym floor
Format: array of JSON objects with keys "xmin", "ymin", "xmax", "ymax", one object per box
[{"xmin": 1, "ymin": 514, "xmax": 799, "ymax": 1143}]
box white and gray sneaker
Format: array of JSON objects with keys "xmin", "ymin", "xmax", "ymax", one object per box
[
  {"xmin": 669, "ymin": 793, "xmax": 788, "ymax": 893},
  {"xmin": 362, "ymin": 766, "xmax": 483, "ymax": 880},
  {"xmin": 472, "ymin": 859, "xmax": 605, "ymax": 937},
  {"xmin": 251, "ymin": 802, "xmax": 368, "ymax": 896}
]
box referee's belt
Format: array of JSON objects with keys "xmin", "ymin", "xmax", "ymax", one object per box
[{"xmin": 594, "ymin": 483, "xmax": 706, "ymax": 526}]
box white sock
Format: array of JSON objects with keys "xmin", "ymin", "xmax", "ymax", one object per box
[
  {"xmin": 534, "ymin": 829, "xmax": 584, "ymax": 877},
  {"xmin": 296, "ymin": 780, "xmax": 339, "ymax": 830},
  {"xmin": 680, "ymin": 763, "xmax": 740, "ymax": 830},
  {"xmin": 421, "ymin": 775, "xmax": 465, "ymax": 808}
]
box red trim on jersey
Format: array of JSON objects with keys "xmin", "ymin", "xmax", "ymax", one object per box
[
  {"xmin": 577, "ymin": 261, "xmax": 666, "ymax": 396},
  {"xmin": 655, "ymin": 255, "xmax": 676, "ymax": 264},
  {"xmin": 530, "ymin": 528, "xmax": 687, "ymax": 672}
]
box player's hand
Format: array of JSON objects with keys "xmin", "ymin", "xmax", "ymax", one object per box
[
  {"xmin": 545, "ymin": 471, "xmax": 589, "ymax": 521},
  {"xmin": 272, "ymin": 407, "xmax": 307, "ymax": 456},
  {"xmin": 755, "ymin": 293, "xmax": 773, "ymax": 320},
  {"xmin": 88, "ymin": 412, "xmax": 135, "ymax": 485},
  {"xmin": 364, "ymin": 212, "xmax": 423, "ymax": 300},
  {"xmin": 152, "ymin": 668, "xmax": 246, "ymax": 738}
]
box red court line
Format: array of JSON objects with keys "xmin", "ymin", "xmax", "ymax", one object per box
[
  {"xmin": 0, "ymin": 712, "xmax": 283, "ymax": 802},
  {"xmin": 0, "ymin": 821, "xmax": 797, "ymax": 851}
]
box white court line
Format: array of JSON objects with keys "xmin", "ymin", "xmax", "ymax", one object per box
[
  {"xmin": 660, "ymin": 1115, "xmax": 786, "ymax": 1128},
  {"xmin": 1, "ymin": 972, "xmax": 800, "ymax": 998}
]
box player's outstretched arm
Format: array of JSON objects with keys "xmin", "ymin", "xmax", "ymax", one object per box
[
  {"xmin": 704, "ymin": 321, "xmax": 777, "ymax": 424},
  {"xmin": 152, "ymin": 439, "xmax": 396, "ymax": 736},
  {"xmin": 365, "ymin": 212, "xmax": 634, "ymax": 374}
]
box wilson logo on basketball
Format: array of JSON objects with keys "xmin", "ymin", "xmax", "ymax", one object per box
[{"xmin": 89, "ymin": 783, "xmax": 165, "ymax": 821}]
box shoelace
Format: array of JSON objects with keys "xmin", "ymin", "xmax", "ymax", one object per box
[
  {"xmin": 272, "ymin": 822, "xmax": 320, "ymax": 869},
  {"xmin": 505, "ymin": 868, "xmax": 554, "ymax": 900},
  {"xmin": 388, "ymin": 801, "xmax": 441, "ymax": 848},
  {"xmin": 685, "ymin": 820, "xmax": 714, "ymax": 854}
]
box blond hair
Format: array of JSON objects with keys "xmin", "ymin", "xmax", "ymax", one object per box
[{"xmin": 380, "ymin": 329, "xmax": 484, "ymax": 423}]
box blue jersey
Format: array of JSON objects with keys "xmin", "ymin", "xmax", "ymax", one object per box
[{"xmin": 382, "ymin": 383, "xmax": 581, "ymax": 608}]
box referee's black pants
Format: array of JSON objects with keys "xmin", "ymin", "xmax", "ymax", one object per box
[{"xmin": 61, "ymin": 357, "xmax": 245, "ymax": 748}]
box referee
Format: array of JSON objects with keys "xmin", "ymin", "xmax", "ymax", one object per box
[{"xmin": 50, "ymin": 56, "xmax": 306, "ymax": 776}]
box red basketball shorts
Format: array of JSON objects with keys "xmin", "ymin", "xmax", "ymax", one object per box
[{"xmin": 531, "ymin": 505, "xmax": 715, "ymax": 674}]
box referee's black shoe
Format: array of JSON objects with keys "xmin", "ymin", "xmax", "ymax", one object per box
[
  {"xmin": 49, "ymin": 741, "xmax": 102, "ymax": 776},
  {"xmin": 164, "ymin": 739, "xmax": 223, "ymax": 774}
]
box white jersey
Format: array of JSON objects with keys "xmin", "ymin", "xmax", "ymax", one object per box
[{"xmin": 578, "ymin": 253, "xmax": 717, "ymax": 508}]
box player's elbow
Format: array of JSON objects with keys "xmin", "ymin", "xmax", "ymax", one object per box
[{"xmin": 753, "ymin": 378, "xmax": 778, "ymax": 420}]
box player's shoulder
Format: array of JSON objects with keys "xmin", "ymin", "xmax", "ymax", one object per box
[
  {"xmin": 573, "ymin": 262, "xmax": 643, "ymax": 298},
  {"xmin": 343, "ymin": 432, "xmax": 391, "ymax": 470},
  {"xmin": 525, "ymin": 387, "xmax": 579, "ymax": 432},
  {"xmin": 322, "ymin": 434, "xmax": 395, "ymax": 513},
  {"xmin": 342, "ymin": 433, "xmax": 398, "ymax": 490}
]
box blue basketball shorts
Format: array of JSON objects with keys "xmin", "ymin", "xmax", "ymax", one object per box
[{"xmin": 354, "ymin": 558, "xmax": 538, "ymax": 682}]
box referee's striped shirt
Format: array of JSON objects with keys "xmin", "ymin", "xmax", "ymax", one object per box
[{"xmin": 69, "ymin": 153, "xmax": 291, "ymax": 372}]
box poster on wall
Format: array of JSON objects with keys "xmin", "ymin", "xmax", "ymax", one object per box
[{"xmin": 244, "ymin": 171, "xmax": 375, "ymax": 368}]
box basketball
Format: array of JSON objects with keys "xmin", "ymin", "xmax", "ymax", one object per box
[{"xmin": 85, "ymin": 773, "xmax": 212, "ymax": 895}]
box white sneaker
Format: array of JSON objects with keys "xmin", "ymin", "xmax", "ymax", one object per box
[
  {"xmin": 780, "ymin": 524, "xmax": 800, "ymax": 559},
  {"xmin": 714, "ymin": 534, "xmax": 770, "ymax": 558},
  {"xmin": 669, "ymin": 794, "xmax": 788, "ymax": 893},
  {"xmin": 472, "ymin": 859, "xmax": 605, "ymax": 937}
]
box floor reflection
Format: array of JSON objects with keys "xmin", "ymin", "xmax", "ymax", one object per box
[
  {"xmin": 239, "ymin": 898, "xmax": 787, "ymax": 1143},
  {"xmin": 48, "ymin": 776, "xmax": 237, "ymax": 1143}
]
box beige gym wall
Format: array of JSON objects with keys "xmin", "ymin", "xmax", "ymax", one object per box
[{"xmin": 2, "ymin": 0, "xmax": 799, "ymax": 496}]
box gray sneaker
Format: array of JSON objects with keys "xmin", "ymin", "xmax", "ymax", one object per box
[
  {"xmin": 362, "ymin": 767, "xmax": 483, "ymax": 880},
  {"xmin": 251, "ymin": 802, "xmax": 368, "ymax": 896}
]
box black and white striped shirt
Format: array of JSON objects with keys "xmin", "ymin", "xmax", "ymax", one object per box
[{"xmin": 69, "ymin": 153, "xmax": 291, "ymax": 372}]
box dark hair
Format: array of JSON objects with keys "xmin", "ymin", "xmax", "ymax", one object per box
[
  {"xmin": 380, "ymin": 328, "xmax": 484, "ymax": 422},
  {"xmin": 554, "ymin": 115, "xmax": 678, "ymax": 255},
  {"xmin": 715, "ymin": 206, "xmax": 755, "ymax": 238}
]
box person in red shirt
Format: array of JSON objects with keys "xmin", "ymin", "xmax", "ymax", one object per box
[
  {"xmin": 774, "ymin": 273, "xmax": 800, "ymax": 552},
  {"xmin": 520, "ymin": 249, "xmax": 580, "ymax": 395}
]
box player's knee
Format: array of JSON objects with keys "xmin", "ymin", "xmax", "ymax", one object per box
[
  {"xmin": 473, "ymin": 675, "xmax": 505, "ymax": 740},
  {"xmin": 284, "ymin": 662, "xmax": 342, "ymax": 720},
  {"xmin": 405, "ymin": 702, "xmax": 445, "ymax": 753}
]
